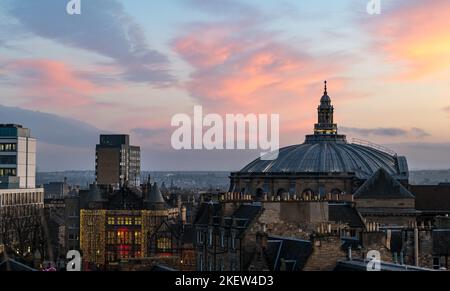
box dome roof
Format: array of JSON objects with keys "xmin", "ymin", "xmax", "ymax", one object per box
[
  {"xmin": 238, "ymin": 80, "xmax": 409, "ymax": 181},
  {"xmin": 239, "ymin": 140, "xmax": 409, "ymax": 180},
  {"xmin": 320, "ymin": 94, "xmax": 331, "ymax": 103}
]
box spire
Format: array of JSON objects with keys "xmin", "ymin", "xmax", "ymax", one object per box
[{"xmin": 315, "ymin": 80, "xmax": 337, "ymax": 135}]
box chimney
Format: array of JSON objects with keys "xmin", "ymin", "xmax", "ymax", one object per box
[{"xmin": 181, "ymin": 206, "xmax": 187, "ymax": 225}]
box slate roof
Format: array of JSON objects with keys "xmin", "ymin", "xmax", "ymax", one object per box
[
  {"xmin": 144, "ymin": 183, "xmax": 167, "ymax": 210},
  {"xmin": 193, "ymin": 202, "xmax": 223, "ymax": 225},
  {"xmin": 265, "ymin": 236, "xmax": 313, "ymax": 271},
  {"xmin": 328, "ymin": 203, "xmax": 365, "ymax": 228},
  {"xmin": 0, "ymin": 258, "xmax": 37, "ymax": 271},
  {"xmin": 354, "ymin": 168, "xmax": 415, "ymax": 199},
  {"xmin": 238, "ymin": 142, "xmax": 408, "ymax": 180}
]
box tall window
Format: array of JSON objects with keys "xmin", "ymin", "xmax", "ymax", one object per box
[
  {"xmin": 198, "ymin": 254, "xmax": 204, "ymax": 271},
  {"xmin": 208, "ymin": 228, "xmax": 213, "ymax": 246},
  {"xmin": 231, "ymin": 231, "xmax": 237, "ymax": 250},
  {"xmin": 157, "ymin": 237, "xmax": 171, "ymax": 252},
  {"xmin": 197, "ymin": 231, "xmax": 204, "ymax": 244},
  {"xmin": 220, "ymin": 229, "xmax": 225, "ymax": 247}
]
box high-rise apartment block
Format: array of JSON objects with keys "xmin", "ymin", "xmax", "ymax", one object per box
[{"xmin": 95, "ymin": 135, "xmax": 140, "ymax": 188}]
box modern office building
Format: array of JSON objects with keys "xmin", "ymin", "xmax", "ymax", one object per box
[
  {"xmin": 0, "ymin": 124, "xmax": 44, "ymax": 256},
  {"xmin": 0, "ymin": 124, "xmax": 36, "ymax": 189},
  {"xmin": 95, "ymin": 135, "xmax": 141, "ymax": 188}
]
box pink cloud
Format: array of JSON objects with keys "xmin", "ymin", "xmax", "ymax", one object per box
[
  {"xmin": 367, "ymin": 0, "xmax": 450, "ymax": 80},
  {"xmin": 6, "ymin": 59, "xmax": 108, "ymax": 107},
  {"xmin": 174, "ymin": 24, "xmax": 350, "ymax": 119}
]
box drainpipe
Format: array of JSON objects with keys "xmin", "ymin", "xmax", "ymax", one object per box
[{"xmin": 414, "ymin": 226, "xmax": 419, "ymax": 267}]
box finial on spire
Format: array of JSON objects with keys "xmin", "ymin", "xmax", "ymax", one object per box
[{"xmin": 324, "ymin": 80, "xmax": 328, "ymax": 95}]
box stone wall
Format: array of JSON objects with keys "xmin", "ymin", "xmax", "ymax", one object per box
[
  {"xmin": 356, "ymin": 198, "xmax": 415, "ymax": 208},
  {"xmin": 303, "ymin": 235, "xmax": 347, "ymax": 271}
]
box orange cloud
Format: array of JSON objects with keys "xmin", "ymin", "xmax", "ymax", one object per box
[
  {"xmin": 368, "ymin": 0, "xmax": 450, "ymax": 80},
  {"xmin": 6, "ymin": 59, "xmax": 107, "ymax": 107}
]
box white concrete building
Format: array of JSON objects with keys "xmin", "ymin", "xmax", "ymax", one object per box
[{"xmin": 0, "ymin": 124, "xmax": 37, "ymax": 189}]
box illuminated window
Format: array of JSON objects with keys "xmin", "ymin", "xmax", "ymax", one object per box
[
  {"xmin": 157, "ymin": 237, "xmax": 171, "ymax": 252},
  {"xmin": 0, "ymin": 143, "xmax": 17, "ymax": 152},
  {"xmin": 107, "ymin": 231, "xmax": 115, "ymax": 244},
  {"xmin": 135, "ymin": 217, "xmax": 142, "ymax": 225},
  {"xmin": 135, "ymin": 231, "xmax": 141, "ymax": 242},
  {"xmin": 107, "ymin": 217, "xmax": 115, "ymax": 225}
]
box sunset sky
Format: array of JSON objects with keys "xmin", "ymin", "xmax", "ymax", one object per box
[{"xmin": 1, "ymin": 0, "xmax": 450, "ymax": 171}]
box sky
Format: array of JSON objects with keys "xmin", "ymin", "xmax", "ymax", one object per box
[{"xmin": 0, "ymin": 0, "xmax": 450, "ymax": 171}]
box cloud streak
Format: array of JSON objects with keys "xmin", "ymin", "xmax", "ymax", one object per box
[
  {"xmin": 5, "ymin": 59, "xmax": 108, "ymax": 108},
  {"xmin": 5, "ymin": 0, "xmax": 173, "ymax": 85},
  {"xmin": 341, "ymin": 126, "xmax": 431, "ymax": 139}
]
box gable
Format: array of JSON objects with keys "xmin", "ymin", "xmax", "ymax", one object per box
[{"xmin": 354, "ymin": 168, "xmax": 414, "ymax": 199}]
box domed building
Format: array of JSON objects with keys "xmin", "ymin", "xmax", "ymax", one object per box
[{"xmin": 229, "ymin": 81, "xmax": 409, "ymax": 199}]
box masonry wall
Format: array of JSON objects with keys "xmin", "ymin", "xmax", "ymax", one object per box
[{"xmin": 303, "ymin": 235, "xmax": 344, "ymax": 271}]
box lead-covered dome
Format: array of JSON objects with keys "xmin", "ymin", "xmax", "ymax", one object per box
[{"xmin": 240, "ymin": 139, "xmax": 409, "ymax": 180}]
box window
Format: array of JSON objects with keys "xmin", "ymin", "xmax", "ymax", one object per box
[
  {"xmin": 0, "ymin": 168, "xmax": 16, "ymax": 176},
  {"xmin": 197, "ymin": 231, "xmax": 204, "ymax": 244},
  {"xmin": 220, "ymin": 230, "xmax": 225, "ymax": 247},
  {"xmin": 0, "ymin": 156, "xmax": 16, "ymax": 164},
  {"xmin": 107, "ymin": 231, "xmax": 115, "ymax": 244},
  {"xmin": 157, "ymin": 237, "xmax": 171, "ymax": 252},
  {"xmin": 107, "ymin": 217, "xmax": 115, "ymax": 225},
  {"xmin": 208, "ymin": 228, "xmax": 213, "ymax": 246},
  {"xmin": 134, "ymin": 217, "xmax": 142, "ymax": 225},
  {"xmin": 231, "ymin": 231, "xmax": 237, "ymax": 250},
  {"xmin": 219, "ymin": 258, "xmax": 224, "ymax": 271},
  {"xmin": 134, "ymin": 231, "xmax": 141, "ymax": 242},
  {"xmin": 0, "ymin": 143, "xmax": 17, "ymax": 152},
  {"xmin": 198, "ymin": 254, "xmax": 204, "ymax": 271},
  {"xmin": 208, "ymin": 256, "xmax": 213, "ymax": 271}
]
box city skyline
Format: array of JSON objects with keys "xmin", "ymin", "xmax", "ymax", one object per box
[{"xmin": 1, "ymin": 0, "xmax": 450, "ymax": 171}]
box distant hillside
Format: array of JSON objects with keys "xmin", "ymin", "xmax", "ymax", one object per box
[
  {"xmin": 37, "ymin": 170, "xmax": 450, "ymax": 190},
  {"xmin": 36, "ymin": 171, "xmax": 231, "ymax": 191},
  {"xmin": 409, "ymin": 170, "xmax": 450, "ymax": 185}
]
